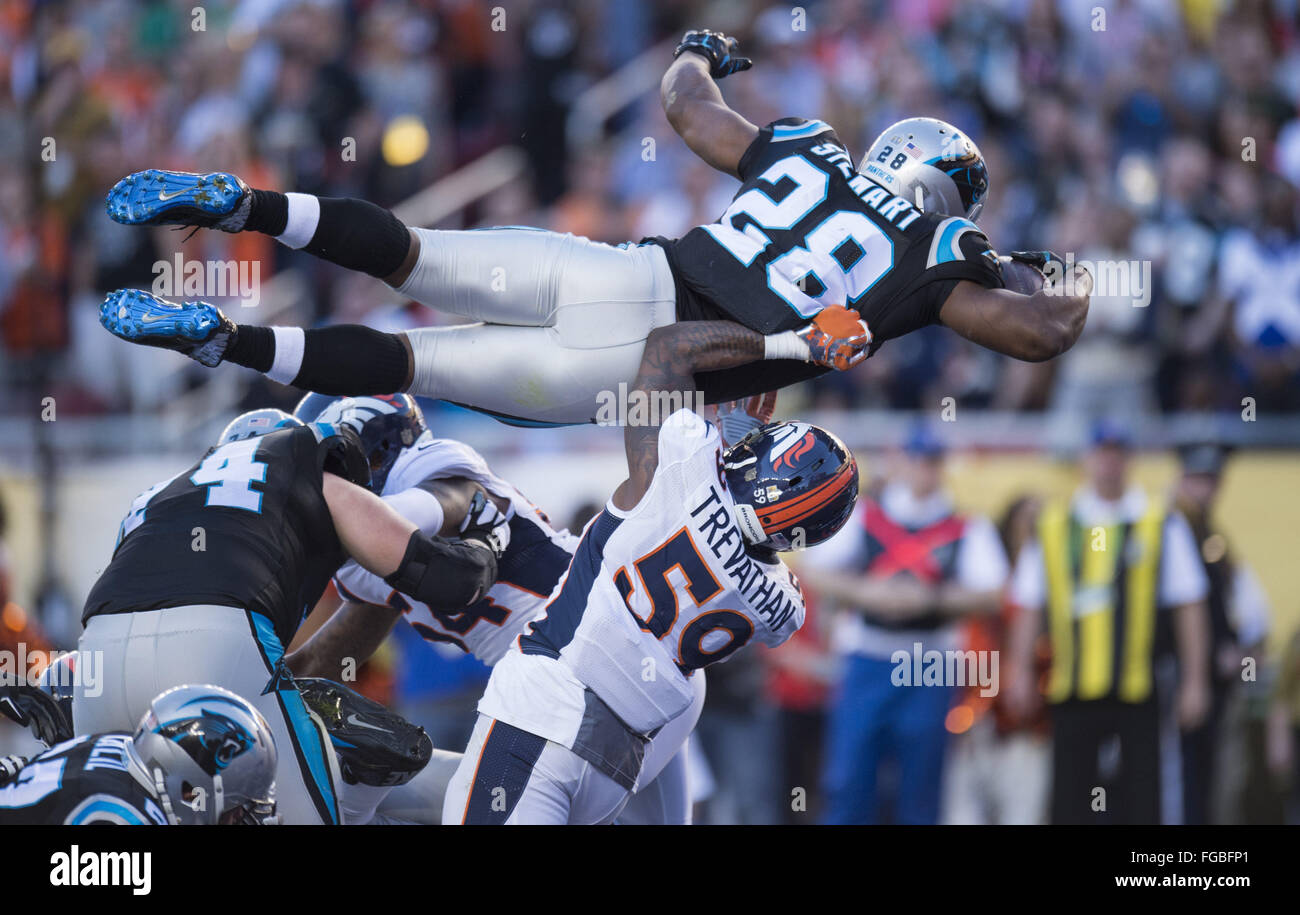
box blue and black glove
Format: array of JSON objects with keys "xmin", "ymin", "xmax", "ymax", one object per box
[{"xmin": 674, "ymin": 29, "xmax": 752, "ymax": 80}]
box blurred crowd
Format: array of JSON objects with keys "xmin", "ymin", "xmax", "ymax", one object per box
[
  {"xmin": 1, "ymin": 0, "xmax": 1299, "ymax": 419},
  {"xmin": 2, "ymin": 0, "xmax": 1300, "ymax": 823}
]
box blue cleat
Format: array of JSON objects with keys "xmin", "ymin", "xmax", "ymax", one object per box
[
  {"xmin": 100, "ymin": 289, "xmax": 236, "ymax": 367},
  {"xmin": 105, "ymin": 168, "xmax": 249, "ymax": 229}
]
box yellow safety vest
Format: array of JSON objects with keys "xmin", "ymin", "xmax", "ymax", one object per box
[{"xmin": 1040, "ymin": 499, "xmax": 1164, "ymax": 704}]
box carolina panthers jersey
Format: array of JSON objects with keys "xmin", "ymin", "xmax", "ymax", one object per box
[
  {"xmin": 481, "ymin": 409, "xmax": 806, "ymax": 740},
  {"xmin": 83, "ymin": 423, "xmax": 356, "ymax": 647},
  {"xmin": 648, "ymin": 117, "xmax": 1004, "ymax": 401},
  {"xmin": 0, "ymin": 733, "xmax": 168, "ymax": 825},
  {"xmin": 332, "ymin": 433, "xmax": 579, "ymax": 665}
]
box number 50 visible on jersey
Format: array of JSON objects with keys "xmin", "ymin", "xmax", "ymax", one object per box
[
  {"xmin": 614, "ymin": 527, "xmax": 755, "ymax": 672},
  {"xmin": 190, "ymin": 439, "xmax": 269, "ymax": 512},
  {"xmin": 702, "ymin": 153, "xmax": 894, "ymax": 319}
]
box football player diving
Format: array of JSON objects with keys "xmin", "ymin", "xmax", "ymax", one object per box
[
  {"xmin": 74, "ymin": 408, "xmax": 509, "ymax": 824},
  {"xmin": 95, "ymin": 29, "xmax": 1091, "ymax": 427}
]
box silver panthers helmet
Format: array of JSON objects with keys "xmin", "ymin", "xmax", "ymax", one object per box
[
  {"xmin": 217, "ymin": 408, "xmax": 302, "ymax": 446},
  {"xmin": 859, "ymin": 117, "xmax": 989, "ymax": 221},
  {"xmin": 131, "ymin": 685, "xmax": 278, "ymax": 825}
]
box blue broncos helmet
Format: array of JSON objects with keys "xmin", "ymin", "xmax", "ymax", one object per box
[
  {"xmin": 131, "ymin": 684, "xmax": 277, "ymax": 825},
  {"xmin": 294, "ymin": 393, "xmax": 427, "ymax": 493},
  {"xmin": 722, "ymin": 421, "xmax": 859, "ymax": 552}
]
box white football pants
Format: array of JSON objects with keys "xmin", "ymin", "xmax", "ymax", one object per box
[
  {"xmin": 400, "ymin": 228, "xmax": 678, "ymax": 425},
  {"xmin": 441, "ymin": 668, "xmax": 705, "ymax": 825}
]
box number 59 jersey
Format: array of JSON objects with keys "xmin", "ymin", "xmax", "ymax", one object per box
[
  {"xmin": 489, "ymin": 410, "xmax": 806, "ymax": 736},
  {"xmin": 650, "ymin": 117, "xmax": 1004, "ymax": 401}
]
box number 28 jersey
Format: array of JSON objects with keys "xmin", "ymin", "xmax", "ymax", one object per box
[
  {"xmin": 481, "ymin": 410, "xmax": 806, "ymax": 738},
  {"xmin": 648, "ymin": 118, "xmax": 1004, "ymax": 400}
]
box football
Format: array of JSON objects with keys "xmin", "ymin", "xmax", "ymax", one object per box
[{"xmin": 998, "ymin": 255, "xmax": 1046, "ymax": 295}]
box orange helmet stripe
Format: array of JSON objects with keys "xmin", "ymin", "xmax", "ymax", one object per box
[{"xmin": 760, "ymin": 462, "xmax": 856, "ymax": 530}]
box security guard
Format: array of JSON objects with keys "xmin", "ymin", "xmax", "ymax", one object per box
[{"xmin": 1006, "ymin": 421, "xmax": 1212, "ymax": 824}]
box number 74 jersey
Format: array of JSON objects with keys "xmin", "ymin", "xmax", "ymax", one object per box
[{"xmin": 486, "ymin": 410, "xmax": 806, "ymax": 736}]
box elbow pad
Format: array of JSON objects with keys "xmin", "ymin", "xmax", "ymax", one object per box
[{"xmin": 384, "ymin": 531, "xmax": 498, "ymax": 610}]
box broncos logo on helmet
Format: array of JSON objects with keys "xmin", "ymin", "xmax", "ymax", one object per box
[
  {"xmin": 295, "ymin": 393, "xmax": 427, "ymax": 493},
  {"xmin": 155, "ymin": 707, "xmax": 255, "ymax": 777},
  {"xmin": 723, "ymin": 421, "xmax": 858, "ymax": 551}
]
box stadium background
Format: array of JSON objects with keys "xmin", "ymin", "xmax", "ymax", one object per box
[{"xmin": 0, "ymin": 0, "xmax": 1298, "ymax": 823}]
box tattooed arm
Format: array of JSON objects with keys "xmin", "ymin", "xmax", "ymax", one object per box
[
  {"xmin": 611, "ymin": 322, "xmax": 764, "ymax": 512},
  {"xmin": 610, "ymin": 311, "xmax": 872, "ymax": 512}
]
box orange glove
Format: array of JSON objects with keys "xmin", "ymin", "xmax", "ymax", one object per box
[{"xmin": 795, "ymin": 305, "xmax": 872, "ymax": 371}]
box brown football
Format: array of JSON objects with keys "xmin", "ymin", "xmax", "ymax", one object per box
[{"xmin": 998, "ymin": 255, "xmax": 1045, "ymax": 295}]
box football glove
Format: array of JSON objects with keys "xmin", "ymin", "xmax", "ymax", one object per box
[
  {"xmin": 796, "ymin": 305, "xmax": 873, "ymax": 372},
  {"xmin": 674, "ymin": 29, "xmax": 752, "ymax": 79},
  {"xmin": 1007, "ymin": 250, "xmax": 1064, "ymax": 281},
  {"xmin": 459, "ymin": 490, "xmax": 512, "ymax": 559},
  {"xmin": 0, "ymin": 683, "xmax": 75, "ymax": 748}
]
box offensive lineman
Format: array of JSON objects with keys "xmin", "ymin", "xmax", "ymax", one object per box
[
  {"xmin": 74, "ymin": 410, "xmax": 506, "ymax": 824},
  {"xmin": 1, "ymin": 684, "xmax": 277, "ymax": 825},
  {"xmin": 442, "ymin": 316, "xmax": 865, "ymax": 824},
  {"xmin": 95, "ymin": 30, "xmax": 1091, "ymax": 426}
]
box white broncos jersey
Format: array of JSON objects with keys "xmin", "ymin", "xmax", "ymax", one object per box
[
  {"xmin": 333, "ymin": 432, "xmax": 579, "ymax": 665},
  {"xmin": 481, "ymin": 410, "xmax": 806, "ymax": 741}
]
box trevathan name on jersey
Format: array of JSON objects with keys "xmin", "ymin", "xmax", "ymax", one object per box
[{"xmin": 483, "ymin": 409, "xmax": 805, "ymax": 742}]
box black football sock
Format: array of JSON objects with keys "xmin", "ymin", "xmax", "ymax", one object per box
[
  {"xmin": 243, "ymin": 192, "xmax": 411, "ymax": 280},
  {"xmin": 224, "ymin": 324, "xmax": 410, "ymax": 395}
]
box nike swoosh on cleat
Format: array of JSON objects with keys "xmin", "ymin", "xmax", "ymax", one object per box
[
  {"xmin": 139, "ymin": 313, "xmax": 176, "ymax": 323},
  {"xmin": 345, "ymin": 713, "xmax": 390, "ymax": 733},
  {"xmin": 157, "ymin": 189, "xmax": 188, "ymax": 201}
]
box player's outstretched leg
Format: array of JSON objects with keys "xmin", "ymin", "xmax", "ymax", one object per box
[
  {"xmin": 100, "ymin": 289, "xmax": 412, "ymax": 396},
  {"xmin": 107, "ymin": 170, "xmax": 414, "ymax": 283}
]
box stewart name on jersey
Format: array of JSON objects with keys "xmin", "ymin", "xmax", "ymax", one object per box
[{"xmin": 645, "ymin": 117, "xmax": 1004, "ymax": 402}]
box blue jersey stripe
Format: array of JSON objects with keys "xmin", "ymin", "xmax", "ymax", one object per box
[{"xmin": 519, "ymin": 510, "xmax": 622, "ymax": 657}]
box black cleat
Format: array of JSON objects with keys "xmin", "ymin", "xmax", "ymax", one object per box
[{"xmin": 295, "ymin": 677, "xmax": 433, "ymax": 787}]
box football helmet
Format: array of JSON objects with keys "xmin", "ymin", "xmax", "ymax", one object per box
[
  {"xmin": 294, "ymin": 393, "xmax": 427, "ymax": 493},
  {"xmin": 722, "ymin": 421, "xmax": 858, "ymax": 551},
  {"xmin": 131, "ymin": 685, "xmax": 278, "ymax": 825},
  {"xmin": 217, "ymin": 408, "xmax": 302, "ymax": 446},
  {"xmin": 860, "ymin": 117, "xmax": 989, "ymax": 221}
]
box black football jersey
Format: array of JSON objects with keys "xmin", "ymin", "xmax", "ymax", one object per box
[
  {"xmin": 647, "ymin": 117, "xmax": 1005, "ymax": 401},
  {"xmin": 83, "ymin": 423, "xmax": 354, "ymax": 646},
  {"xmin": 0, "ymin": 733, "xmax": 168, "ymax": 825}
]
